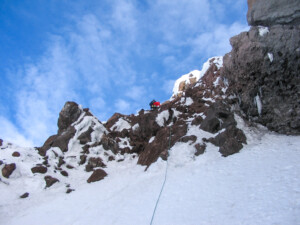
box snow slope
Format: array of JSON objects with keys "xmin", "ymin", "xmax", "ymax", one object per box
[{"xmin": 1, "ymin": 116, "xmax": 300, "ymax": 225}]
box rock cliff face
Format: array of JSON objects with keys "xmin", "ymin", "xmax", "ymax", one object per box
[
  {"xmin": 247, "ymin": 0, "xmax": 300, "ymax": 26},
  {"xmin": 223, "ymin": 0, "xmax": 300, "ymax": 134}
]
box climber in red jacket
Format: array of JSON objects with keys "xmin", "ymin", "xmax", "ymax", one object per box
[{"xmin": 149, "ymin": 100, "xmax": 160, "ymax": 110}]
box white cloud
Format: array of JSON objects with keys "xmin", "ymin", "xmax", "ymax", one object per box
[
  {"xmin": 162, "ymin": 79, "xmax": 176, "ymax": 96},
  {"xmin": 150, "ymin": 0, "xmax": 212, "ymax": 43},
  {"xmin": 114, "ymin": 99, "xmax": 131, "ymax": 114},
  {"xmin": 0, "ymin": 116, "xmax": 34, "ymax": 147},
  {"xmin": 191, "ymin": 22, "xmax": 249, "ymax": 57},
  {"xmin": 111, "ymin": 0, "xmax": 137, "ymax": 37},
  {"xmin": 125, "ymin": 86, "xmax": 146, "ymax": 100},
  {"xmin": 2, "ymin": 0, "xmax": 249, "ymax": 147}
]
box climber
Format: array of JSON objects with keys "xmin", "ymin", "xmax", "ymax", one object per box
[{"xmin": 149, "ymin": 100, "xmax": 160, "ymax": 110}]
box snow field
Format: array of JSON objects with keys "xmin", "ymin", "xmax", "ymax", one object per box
[{"xmin": 1, "ymin": 115, "xmax": 300, "ymax": 225}]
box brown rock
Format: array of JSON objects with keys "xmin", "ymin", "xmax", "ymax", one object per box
[
  {"xmin": 223, "ymin": 24, "xmax": 300, "ymax": 135},
  {"xmin": 58, "ymin": 101, "xmax": 82, "ymax": 134},
  {"xmin": 20, "ymin": 192, "xmax": 29, "ymax": 199},
  {"xmin": 100, "ymin": 135, "xmax": 119, "ymax": 154},
  {"xmin": 247, "ymin": 0, "xmax": 300, "ymax": 26},
  {"xmin": 179, "ymin": 135, "xmax": 197, "ymax": 144},
  {"xmin": 138, "ymin": 120, "xmax": 188, "ymax": 167},
  {"xmin": 66, "ymin": 188, "xmax": 75, "ymax": 194},
  {"xmin": 12, "ymin": 151, "xmax": 20, "ymax": 157},
  {"xmin": 60, "ymin": 171, "xmax": 68, "ymax": 177},
  {"xmin": 51, "ymin": 126, "xmax": 76, "ymax": 152},
  {"xmin": 194, "ymin": 143, "xmax": 206, "ymax": 156},
  {"xmin": 85, "ymin": 157, "xmax": 106, "ymax": 172},
  {"xmin": 108, "ymin": 156, "xmax": 115, "ymax": 161},
  {"xmin": 31, "ymin": 166, "xmax": 48, "ymax": 174},
  {"xmin": 200, "ymin": 102, "xmax": 236, "ymax": 134},
  {"xmin": 87, "ymin": 169, "xmax": 107, "ymax": 183},
  {"xmin": 36, "ymin": 135, "xmax": 58, "ymax": 156},
  {"xmin": 79, "ymin": 155, "xmax": 87, "ymax": 165},
  {"xmin": 57, "ymin": 157, "xmax": 65, "ymax": 167},
  {"xmin": 78, "ymin": 127, "xmax": 94, "ymax": 144},
  {"xmin": 0, "ymin": 139, "xmax": 3, "ymax": 146},
  {"xmin": 210, "ymin": 126, "xmax": 247, "ymax": 157},
  {"xmin": 44, "ymin": 176, "xmax": 59, "ymax": 188},
  {"xmin": 2, "ymin": 163, "xmax": 16, "ymax": 178}
]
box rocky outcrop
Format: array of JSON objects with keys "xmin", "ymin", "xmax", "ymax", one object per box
[
  {"xmin": 31, "ymin": 165, "xmax": 47, "ymax": 174},
  {"xmin": 0, "ymin": 139, "xmax": 3, "ymax": 146},
  {"xmin": 58, "ymin": 101, "xmax": 82, "ymax": 134},
  {"xmin": 2, "ymin": 163, "xmax": 16, "ymax": 178},
  {"xmin": 20, "ymin": 192, "xmax": 29, "ymax": 199},
  {"xmin": 223, "ymin": 0, "xmax": 300, "ymax": 135},
  {"xmin": 12, "ymin": 151, "xmax": 20, "ymax": 157},
  {"xmin": 208, "ymin": 126, "xmax": 247, "ymax": 157},
  {"xmin": 247, "ymin": 0, "xmax": 300, "ymax": 26},
  {"xmin": 87, "ymin": 169, "xmax": 107, "ymax": 183},
  {"xmin": 44, "ymin": 176, "xmax": 59, "ymax": 188}
]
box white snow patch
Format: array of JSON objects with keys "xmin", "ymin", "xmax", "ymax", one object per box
[
  {"xmin": 149, "ymin": 136, "xmax": 155, "ymax": 143},
  {"xmin": 184, "ymin": 97, "xmax": 194, "ymax": 106},
  {"xmin": 255, "ymin": 95, "xmax": 263, "ymax": 116},
  {"xmin": 111, "ymin": 118, "xmax": 131, "ymax": 132},
  {"xmin": 203, "ymin": 97, "xmax": 215, "ymax": 103},
  {"xmin": 156, "ymin": 110, "xmax": 169, "ymax": 127},
  {"xmin": 213, "ymin": 77, "xmax": 221, "ymax": 87},
  {"xmin": 132, "ymin": 123, "xmax": 139, "ymax": 131},
  {"xmin": 258, "ymin": 26, "xmax": 269, "ymax": 36},
  {"xmin": 1, "ymin": 125, "xmax": 300, "ymax": 225},
  {"xmin": 267, "ymin": 52, "xmax": 274, "ymax": 62}
]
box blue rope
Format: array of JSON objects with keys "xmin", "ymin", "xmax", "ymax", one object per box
[{"xmin": 150, "ymin": 127, "xmax": 172, "ymax": 225}]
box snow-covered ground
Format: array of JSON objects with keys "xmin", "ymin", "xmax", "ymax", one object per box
[{"xmin": 1, "ymin": 117, "xmax": 300, "ymax": 225}]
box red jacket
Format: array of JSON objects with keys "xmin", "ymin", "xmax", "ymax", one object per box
[{"xmin": 153, "ymin": 102, "xmax": 160, "ymax": 107}]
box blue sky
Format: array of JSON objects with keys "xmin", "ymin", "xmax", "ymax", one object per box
[{"xmin": 0, "ymin": 0, "xmax": 248, "ymax": 146}]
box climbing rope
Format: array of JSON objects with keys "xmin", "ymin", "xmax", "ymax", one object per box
[{"xmin": 150, "ymin": 127, "xmax": 172, "ymax": 225}]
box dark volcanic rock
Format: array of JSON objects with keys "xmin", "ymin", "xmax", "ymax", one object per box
[
  {"xmin": 78, "ymin": 127, "xmax": 94, "ymax": 144},
  {"xmin": 100, "ymin": 135, "xmax": 119, "ymax": 154},
  {"xmin": 194, "ymin": 143, "xmax": 206, "ymax": 156},
  {"xmin": 247, "ymin": 0, "xmax": 300, "ymax": 26},
  {"xmin": 66, "ymin": 188, "xmax": 75, "ymax": 194},
  {"xmin": 58, "ymin": 101, "xmax": 82, "ymax": 134},
  {"xmin": 36, "ymin": 135, "xmax": 58, "ymax": 156},
  {"xmin": 79, "ymin": 155, "xmax": 87, "ymax": 165},
  {"xmin": 2, "ymin": 163, "xmax": 16, "ymax": 178},
  {"xmin": 200, "ymin": 102, "xmax": 236, "ymax": 133},
  {"xmin": 179, "ymin": 135, "xmax": 197, "ymax": 144},
  {"xmin": 138, "ymin": 119, "xmax": 188, "ymax": 167},
  {"xmin": 44, "ymin": 176, "xmax": 59, "ymax": 188},
  {"xmin": 61, "ymin": 170, "xmax": 68, "ymax": 177},
  {"xmin": 31, "ymin": 165, "xmax": 48, "ymax": 174},
  {"xmin": 85, "ymin": 157, "xmax": 106, "ymax": 172},
  {"xmin": 20, "ymin": 192, "xmax": 29, "ymax": 199},
  {"xmin": 38, "ymin": 126, "xmax": 77, "ymax": 155},
  {"xmin": 51, "ymin": 126, "xmax": 76, "ymax": 152},
  {"xmin": 12, "ymin": 151, "xmax": 20, "ymax": 157},
  {"xmin": 223, "ymin": 24, "xmax": 300, "ymax": 134},
  {"xmin": 210, "ymin": 126, "xmax": 247, "ymax": 157},
  {"xmin": 87, "ymin": 169, "xmax": 107, "ymax": 183}
]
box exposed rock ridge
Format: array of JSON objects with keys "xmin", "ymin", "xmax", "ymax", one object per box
[
  {"xmin": 222, "ymin": 0, "xmax": 300, "ymax": 134},
  {"xmin": 247, "ymin": 0, "xmax": 300, "ymax": 26}
]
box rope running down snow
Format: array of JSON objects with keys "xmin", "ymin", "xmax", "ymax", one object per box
[{"xmin": 150, "ymin": 127, "xmax": 172, "ymax": 225}]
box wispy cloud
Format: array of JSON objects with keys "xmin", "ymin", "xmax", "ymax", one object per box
[
  {"xmin": 0, "ymin": 116, "xmax": 34, "ymax": 147},
  {"xmin": 1, "ymin": 0, "xmax": 248, "ymax": 146}
]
